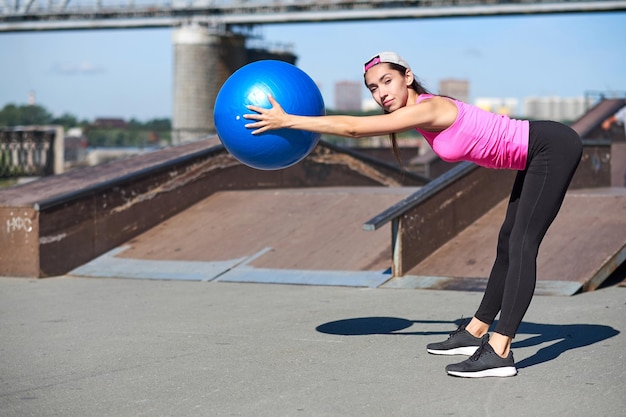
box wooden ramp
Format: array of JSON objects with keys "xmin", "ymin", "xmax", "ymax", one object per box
[
  {"xmin": 71, "ymin": 187, "xmax": 417, "ymax": 288},
  {"xmin": 387, "ymin": 188, "xmax": 626, "ymax": 296},
  {"xmin": 71, "ymin": 187, "xmax": 625, "ymax": 296}
]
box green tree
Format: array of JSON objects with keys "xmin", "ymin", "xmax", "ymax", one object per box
[
  {"xmin": 0, "ymin": 104, "xmax": 20, "ymax": 126},
  {"xmin": 145, "ymin": 118, "xmax": 171, "ymax": 131},
  {"xmin": 0, "ymin": 103, "xmax": 53, "ymax": 127},
  {"xmin": 1, "ymin": 102, "xmax": 174, "ymax": 148},
  {"xmin": 127, "ymin": 118, "xmax": 142, "ymax": 129},
  {"xmin": 22, "ymin": 104, "xmax": 53, "ymax": 125},
  {"xmin": 52, "ymin": 112, "xmax": 80, "ymax": 128}
]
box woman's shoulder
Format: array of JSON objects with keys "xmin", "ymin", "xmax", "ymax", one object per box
[
  {"xmin": 412, "ymin": 94, "xmax": 459, "ymax": 131},
  {"xmin": 416, "ymin": 94, "xmax": 459, "ymax": 110},
  {"xmin": 416, "ymin": 93, "xmax": 435, "ymax": 103},
  {"xmin": 416, "ymin": 94, "xmax": 459, "ymax": 104}
]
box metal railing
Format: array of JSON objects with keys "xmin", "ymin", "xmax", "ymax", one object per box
[
  {"xmin": 363, "ymin": 161, "xmax": 475, "ymax": 232},
  {"xmin": 362, "ymin": 161, "xmax": 516, "ymax": 277},
  {"xmin": 1, "ymin": 0, "xmax": 625, "ymax": 31},
  {"xmin": 0, "ymin": 126, "xmax": 64, "ymax": 178}
]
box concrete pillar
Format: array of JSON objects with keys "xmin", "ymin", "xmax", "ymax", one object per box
[
  {"xmin": 53, "ymin": 125, "xmax": 64, "ymax": 175},
  {"xmin": 171, "ymin": 25, "xmax": 246, "ymax": 145}
]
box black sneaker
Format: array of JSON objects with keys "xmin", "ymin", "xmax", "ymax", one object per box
[
  {"xmin": 426, "ymin": 320, "xmax": 484, "ymax": 355},
  {"xmin": 445, "ymin": 335, "xmax": 517, "ymax": 378}
]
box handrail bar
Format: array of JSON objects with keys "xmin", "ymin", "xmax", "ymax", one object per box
[{"xmin": 363, "ymin": 161, "xmax": 476, "ymax": 231}]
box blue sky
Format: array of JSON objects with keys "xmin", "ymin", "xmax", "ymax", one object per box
[{"xmin": 0, "ymin": 11, "xmax": 624, "ymax": 121}]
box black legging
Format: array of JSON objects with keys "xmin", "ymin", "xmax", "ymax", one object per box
[{"xmin": 474, "ymin": 121, "xmax": 583, "ymax": 338}]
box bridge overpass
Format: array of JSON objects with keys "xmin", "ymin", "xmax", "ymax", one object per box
[{"xmin": 1, "ymin": 0, "xmax": 626, "ymax": 32}]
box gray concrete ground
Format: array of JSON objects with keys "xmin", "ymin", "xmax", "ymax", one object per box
[{"xmin": 0, "ymin": 276, "xmax": 624, "ymax": 417}]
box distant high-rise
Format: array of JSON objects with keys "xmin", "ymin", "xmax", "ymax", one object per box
[
  {"xmin": 334, "ymin": 81, "xmax": 362, "ymax": 111},
  {"xmin": 439, "ymin": 79, "xmax": 469, "ymax": 103},
  {"xmin": 523, "ymin": 96, "xmax": 595, "ymax": 121}
]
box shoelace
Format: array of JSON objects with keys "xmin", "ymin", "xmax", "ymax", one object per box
[
  {"xmin": 448, "ymin": 318, "xmax": 468, "ymax": 338},
  {"xmin": 470, "ymin": 337, "xmax": 489, "ymax": 362}
]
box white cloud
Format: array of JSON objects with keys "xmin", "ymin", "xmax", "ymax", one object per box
[
  {"xmin": 464, "ymin": 48, "xmax": 483, "ymax": 59},
  {"xmin": 52, "ymin": 61, "xmax": 105, "ymax": 75}
]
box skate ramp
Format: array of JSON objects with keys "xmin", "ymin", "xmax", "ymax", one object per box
[
  {"xmin": 71, "ymin": 186, "xmax": 625, "ymax": 296},
  {"xmin": 384, "ymin": 187, "xmax": 626, "ymax": 295},
  {"xmin": 71, "ymin": 187, "xmax": 418, "ymax": 288}
]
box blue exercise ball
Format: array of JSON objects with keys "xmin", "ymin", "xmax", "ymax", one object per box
[{"xmin": 213, "ymin": 60, "xmax": 325, "ymax": 170}]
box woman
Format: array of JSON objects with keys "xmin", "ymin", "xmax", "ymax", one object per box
[{"xmin": 244, "ymin": 51, "xmax": 582, "ymax": 378}]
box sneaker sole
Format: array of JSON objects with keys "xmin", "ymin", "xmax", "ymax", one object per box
[
  {"xmin": 427, "ymin": 346, "xmax": 479, "ymax": 356},
  {"xmin": 447, "ymin": 366, "xmax": 518, "ymax": 378}
]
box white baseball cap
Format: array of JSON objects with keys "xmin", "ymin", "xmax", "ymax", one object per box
[{"xmin": 363, "ymin": 51, "xmax": 411, "ymax": 73}]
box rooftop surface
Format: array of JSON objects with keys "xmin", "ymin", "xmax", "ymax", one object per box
[{"xmin": 0, "ymin": 274, "xmax": 624, "ymax": 417}]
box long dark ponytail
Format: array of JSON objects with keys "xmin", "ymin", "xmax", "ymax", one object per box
[{"xmin": 384, "ymin": 63, "xmax": 431, "ymax": 165}]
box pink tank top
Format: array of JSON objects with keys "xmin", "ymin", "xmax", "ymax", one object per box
[{"xmin": 415, "ymin": 94, "xmax": 529, "ymax": 170}]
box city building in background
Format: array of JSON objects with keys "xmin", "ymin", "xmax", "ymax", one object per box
[
  {"xmin": 523, "ymin": 96, "xmax": 595, "ymax": 121},
  {"xmin": 331, "ymin": 77, "xmax": 597, "ymax": 124},
  {"xmin": 475, "ymin": 97, "xmax": 520, "ymax": 117},
  {"xmin": 334, "ymin": 81, "xmax": 362, "ymax": 111},
  {"xmin": 93, "ymin": 118, "xmax": 128, "ymax": 129},
  {"xmin": 439, "ymin": 79, "xmax": 469, "ymax": 104},
  {"xmin": 64, "ymin": 127, "xmax": 88, "ymax": 166},
  {"xmin": 362, "ymin": 97, "xmax": 379, "ymax": 112}
]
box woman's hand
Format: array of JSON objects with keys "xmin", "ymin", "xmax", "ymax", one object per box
[{"xmin": 244, "ymin": 95, "xmax": 289, "ymax": 135}]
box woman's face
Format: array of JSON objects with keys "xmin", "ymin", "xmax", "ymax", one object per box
[{"xmin": 364, "ymin": 63, "xmax": 413, "ymax": 113}]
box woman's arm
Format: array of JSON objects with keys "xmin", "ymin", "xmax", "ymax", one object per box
[{"xmin": 244, "ymin": 95, "xmax": 454, "ymax": 138}]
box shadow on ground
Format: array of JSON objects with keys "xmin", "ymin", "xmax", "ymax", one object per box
[{"xmin": 316, "ymin": 317, "xmax": 620, "ymax": 369}]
